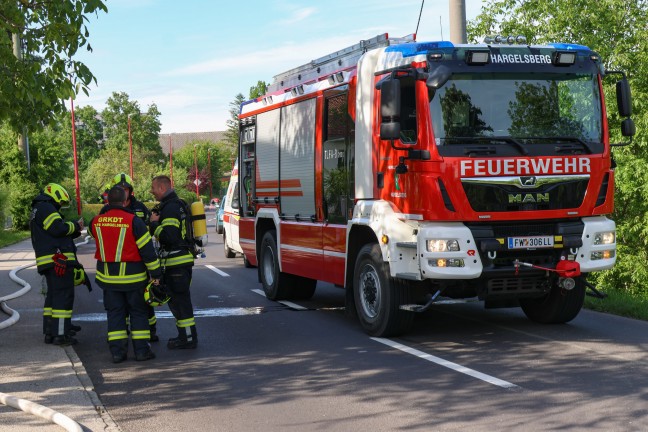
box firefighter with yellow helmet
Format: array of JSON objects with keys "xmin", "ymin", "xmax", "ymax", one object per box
[
  {"xmin": 90, "ymin": 186, "xmax": 161, "ymax": 363},
  {"xmin": 99, "ymin": 173, "xmax": 159, "ymax": 341},
  {"xmin": 29, "ymin": 183, "xmax": 84, "ymax": 346}
]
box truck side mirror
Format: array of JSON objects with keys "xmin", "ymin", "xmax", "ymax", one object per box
[
  {"xmin": 616, "ymin": 79, "xmax": 632, "ymax": 117},
  {"xmin": 426, "ymin": 65, "xmax": 452, "ymax": 90},
  {"xmin": 621, "ymin": 118, "xmax": 636, "ymax": 137},
  {"xmin": 380, "ymin": 78, "xmax": 401, "ymax": 140}
]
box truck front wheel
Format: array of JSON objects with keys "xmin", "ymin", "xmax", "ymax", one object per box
[
  {"xmin": 520, "ymin": 277, "xmax": 586, "ymax": 324},
  {"xmin": 259, "ymin": 230, "xmax": 291, "ymax": 300},
  {"xmin": 353, "ymin": 243, "xmax": 414, "ymax": 337}
]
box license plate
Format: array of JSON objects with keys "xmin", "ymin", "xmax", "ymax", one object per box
[{"xmin": 507, "ymin": 236, "xmax": 554, "ymax": 249}]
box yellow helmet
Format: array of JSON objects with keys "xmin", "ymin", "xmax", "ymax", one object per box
[
  {"xmin": 112, "ymin": 173, "xmax": 134, "ymax": 193},
  {"xmin": 73, "ymin": 267, "xmax": 86, "ymax": 286},
  {"xmin": 144, "ymin": 282, "xmax": 170, "ymax": 307},
  {"xmin": 43, "ymin": 183, "xmax": 70, "ymax": 208}
]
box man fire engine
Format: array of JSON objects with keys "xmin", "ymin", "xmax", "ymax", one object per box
[{"xmin": 234, "ymin": 33, "xmax": 635, "ymax": 336}]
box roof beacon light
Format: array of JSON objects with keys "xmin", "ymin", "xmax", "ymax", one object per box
[
  {"xmin": 466, "ymin": 50, "xmax": 490, "ymax": 65},
  {"xmin": 553, "ymin": 51, "xmax": 577, "ymax": 66},
  {"xmin": 516, "ymin": 35, "xmax": 527, "ymax": 44}
]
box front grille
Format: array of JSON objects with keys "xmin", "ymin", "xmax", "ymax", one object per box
[
  {"xmin": 487, "ymin": 277, "xmax": 545, "ymax": 294},
  {"xmin": 462, "ymin": 178, "xmax": 589, "ymax": 212}
]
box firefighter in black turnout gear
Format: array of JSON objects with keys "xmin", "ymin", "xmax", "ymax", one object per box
[
  {"xmin": 100, "ymin": 173, "xmax": 159, "ymax": 341},
  {"xmin": 30, "ymin": 183, "xmax": 83, "ymax": 346},
  {"xmin": 149, "ymin": 175, "xmax": 198, "ymax": 349},
  {"xmin": 90, "ymin": 186, "xmax": 162, "ymax": 363}
]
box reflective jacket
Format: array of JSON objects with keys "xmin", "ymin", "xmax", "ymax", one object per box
[
  {"xmin": 149, "ymin": 190, "xmax": 194, "ymax": 268},
  {"xmin": 29, "ymin": 194, "xmax": 81, "ymax": 274},
  {"xmin": 90, "ymin": 206, "xmax": 161, "ymax": 290}
]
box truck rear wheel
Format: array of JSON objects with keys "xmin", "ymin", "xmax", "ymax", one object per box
[
  {"xmin": 353, "ymin": 243, "xmax": 414, "ymax": 337},
  {"xmin": 520, "ymin": 278, "xmax": 585, "ymax": 324},
  {"xmin": 259, "ymin": 230, "xmax": 292, "ymax": 300}
]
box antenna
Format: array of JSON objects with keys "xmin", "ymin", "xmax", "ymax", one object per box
[
  {"xmin": 440, "ymin": 15, "xmax": 444, "ymax": 41},
  {"xmin": 415, "ymin": 0, "xmax": 425, "ymax": 35}
]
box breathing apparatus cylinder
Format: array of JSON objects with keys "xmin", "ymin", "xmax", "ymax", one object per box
[{"xmin": 190, "ymin": 201, "xmax": 208, "ymax": 247}]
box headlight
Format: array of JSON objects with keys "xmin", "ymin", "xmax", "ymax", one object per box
[
  {"xmin": 591, "ymin": 250, "xmax": 615, "ymax": 260},
  {"xmin": 594, "ymin": 231, "xmax": 615, "ymax": 245},
  {"xmin": 426, "ymin": 239, "xmax": 460, "ymax": 252}
]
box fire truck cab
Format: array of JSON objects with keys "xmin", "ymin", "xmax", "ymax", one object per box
[{"xmin": 235, "ymin": 34, "xmax": 634, "ymax": 336}]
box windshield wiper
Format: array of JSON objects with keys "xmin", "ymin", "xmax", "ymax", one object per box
[
  {"xmin": 523, "ymin": 136, "xmax": 594, "ymax": 154},
  {"xmin": 451, "ymin": 136, "xmax": 529, "ymax": 156}
]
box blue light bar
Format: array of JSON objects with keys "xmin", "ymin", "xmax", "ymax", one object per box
[
  {"xmin": 548, "ymin": 43, "xmax": 591, "ymax": 53},
  {"xmin": 385, "ymin": 41, "xmax": 455, "ymax": 58}
]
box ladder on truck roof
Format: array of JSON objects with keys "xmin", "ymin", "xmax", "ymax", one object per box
[{"xmin": 267, "ymin": 33, "xmax": 416, "ymax": 93}]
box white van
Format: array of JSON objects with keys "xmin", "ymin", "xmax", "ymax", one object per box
[{"xmin": 222, "ymin": 159, "xmax": 250, "ymax": 266}]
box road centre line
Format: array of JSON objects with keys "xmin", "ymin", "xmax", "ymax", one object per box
[
  {"xmin": 251, "ymin": 289, "xmax": 308, "ymax": 310},
  {"xmin": 205, "ymin": 265, "xmax": 229, "ymax": 277},
  {"xmin": 371, "ymin": 337, "xmax": 521, "ymax": 390}
]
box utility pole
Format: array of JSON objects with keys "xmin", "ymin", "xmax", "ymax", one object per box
[
  {"xmin": 449, "ymin": 0, "xmax": 467, "ymax": 44},
  {"xmin": 12, "ymin": 33, "xmax": 30, "ymax": 170}
]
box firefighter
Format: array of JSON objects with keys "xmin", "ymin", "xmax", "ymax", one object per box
[
  {"xmin": 90, "ymin": 186, "xmax": 161, "ymax": 363},
  {"xmin": 101, "ymin": 173, "xmax": 159, "ymax": 342},
  {"xmin": 149, "ymin": 175, "xmax": 198, "ymax": 349},
  {"xmin": 29, "ymin": 183, "xmax": 83, "ymax": 346}
]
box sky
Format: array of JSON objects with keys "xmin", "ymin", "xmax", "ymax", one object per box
[{"xmin": 72, "ymin": 0, "xmax": 484, "ymax": 134}]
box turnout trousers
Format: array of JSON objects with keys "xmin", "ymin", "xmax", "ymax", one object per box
[
  {"xmin": 164, "ymin": 265, "xmax": 197, "ymax": 342},
  {"xmin": 43, "ymin": 267, "xmax": 75, "ymax": 338},
  {"xmin": 104, "ymin": 287, "xmax": 151, "ymax": 357}
]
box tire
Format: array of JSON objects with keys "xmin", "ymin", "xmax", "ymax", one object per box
[
  {"xmin": 223, "ymin": 233, "xmax": 235, "ymax": 258},
  {"xmin": 353, "ymin": 243, "xmax": 414, "ymax": 337},
  {"xmin": 259, "ymin": 230, "xmax": 292, "ymax": 300},
  {"xmin": 217, "ymin": 225, "xmax": 223, "ymax": 234},
  {"xmin": 520, "ymin": 277, "xmax": 586, "ymax": 324}
]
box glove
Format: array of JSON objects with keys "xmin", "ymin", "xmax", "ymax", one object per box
[{"xmin": 53, "ymin": 252, "xmax": 67, "ymax": 277}]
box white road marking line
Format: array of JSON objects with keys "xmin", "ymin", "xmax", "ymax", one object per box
[
  {"xmin": 251, "ymin": 289, "xmax": 308, "ymax": 310},
  {"xmin": 371, "ymin": 337, "xmax": 521, "ymax": 390},
  {"xmin": 278, "ymin": 300, "xmax": 307, "ymax": 310},
  {"xmin": 205, "ymin": 265, "xmax": 229, "ymax": 277}
]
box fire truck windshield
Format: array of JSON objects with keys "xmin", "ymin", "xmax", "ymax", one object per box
[{"xmin": 429, "ymin": 72, "xmax": 602, "ymax": 149}]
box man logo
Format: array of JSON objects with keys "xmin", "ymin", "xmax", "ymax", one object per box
[
  {"xmin": 509, "ymin": 193, "xmax": 549, "ymax": 204},
  {"xmin": 520, "ymin": 176, "xmax": 537, "ymax": 187}
]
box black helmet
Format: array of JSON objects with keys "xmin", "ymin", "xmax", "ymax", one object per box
[{"xmin": 144, "ymin": 282, "xmax": 170, "ymax": 307}]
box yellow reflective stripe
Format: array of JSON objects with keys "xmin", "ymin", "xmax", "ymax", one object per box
[
  {"xmin": 114, "ymin": 227, "xmax": 127, "ymax": 261},
  {"xmin": 119, "ymin": 262, "xmax": 126, "ymax": 276},
  {"xmin": 96, "ymin": 271, "xmax": 148, "ymax": 284},
  {"xmin": 176, "ymin": 317, "xmax": 195, "ymax": 328},
  {"xmin": 43, "ymin": 212, "xmax": 61, "ymax": 230},
  {"xmin": 43, "ymin": 308, "xmax": 52, "ymax": 317},
  {"xmin": 154, "ymin": 225, "xmax": 163, "ymax": 237},
  {"xmin": 108, "ymin": 330, "xmax": 128, "ymax": 341},
  {"xmin": 145, "ymin": 260, "xmax": 160, "ymax": 271},
  {"xmin": 95, "ymin": 227, "xmax": 106, "ymax": 261},
  {"xmin": 161, "ymin": 218, "xmax": 180, "ymax": 228},
  {"xmin": 136, "ymin": 231, "xmax": 152, "ymax": 249},
  {"xmin": 36, "ymin": 253, "xmax": 76, "ymax": 266},
  {"xmin": 131, "ymin": 330, "xmax": 151, "ymax": 340},
  {"xmin": 162, "ymin": 254, "xmax": 194, "ymax": 267},
  {"xmin": 148, "ymin": 316, "xmax": 157, "ymax": 326},
  {"xmin": 51, "ymin": 309, "xmax": 72, "ymax": 318},
  {"xmin": 66, "ymin": 221, "xmax": 75, "ymax": 235}
]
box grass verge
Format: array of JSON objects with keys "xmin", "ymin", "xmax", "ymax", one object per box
[
  {"xmin": 0, "ymin": 229, "xmax": 30, "ymax": 248},
  {"xmin": 585, "ymin": 288, "xmax": 648, "ymax": 321}
]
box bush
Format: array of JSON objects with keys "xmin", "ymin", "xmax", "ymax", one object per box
[{"xmin": 9, "ymin": 179, "xmax": 39, "ymax": 229}]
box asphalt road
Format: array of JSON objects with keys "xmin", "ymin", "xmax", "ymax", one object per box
[{"xmin": 69, "ymin": 212, "xmax": 648, "ymax": 432}]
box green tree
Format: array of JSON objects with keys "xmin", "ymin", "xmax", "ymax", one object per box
[
  {"xmin": 249, "ymin": 80, "xmax": 269, "ymax": 99},
  {"xmin": 468, "ymin": 0, "xmax": 648, "ymax": 293},
  {"xmin": 72, "ymin": 105, "xmax": 104, "ymax": 171},
  {"xmin": 0, "ymin": 0, "xmax": 107, "ymax": 133},
  {"xmin": 100, "ymin": 92, "xmax": 164, "ymax": 161},
  {"xmin": 223, "ymin": 93, "xmax": 246, "ymax": 150}
]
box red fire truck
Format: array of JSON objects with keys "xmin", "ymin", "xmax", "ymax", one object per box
[{"xmin": 234, "ymin": 33, "xmax": 635, "ymax": 336}]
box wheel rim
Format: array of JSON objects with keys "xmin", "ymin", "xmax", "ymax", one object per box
[
  {"xmin": 262, "ymin": 244, "xmax": 275, "ymax": 286},
  {"xmin": 359, "ymin": 263, "xmax": 380, "ymax": 319}
]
